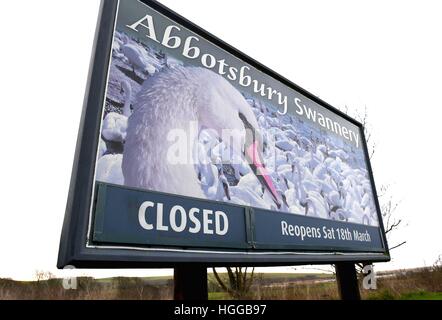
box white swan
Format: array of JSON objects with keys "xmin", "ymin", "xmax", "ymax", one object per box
[
  {"xmin": 122, "ymin": 67, "xmax": 281, "ymax": 206},
  {"xmin": 96, "ymin": 154, "xmax": 124, "ymax": 185},
  {"xmin": 165, "ymin": 55, "xmax": 184, "ymax": 68},
  {"xmin": 102, "ymin": 81, "xmax": 132, "ymax": 143},
  {"xmin": 205, "ymin": 166, "xmax": 227, "ymax": 200},
  {"xmin": 197, "ymin": 141, "xmax": 231, "ymax": 201},
  {"xmin": 98, "ymin": 138, "xmax": 107, "ymax": 158},
  {"xmin": 229, "ymin": 185, "xmax": 272, "ymax": 209},
  {"xmin": 306, "ymin": 191, "xmax": 329, "ymax": 219},
  {"xmin": 121, "ymin": 37, "xmax": 156, "ymax": 75}
]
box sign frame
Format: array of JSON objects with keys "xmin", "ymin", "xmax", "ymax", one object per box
[{"xmin": 57, "ymin": 0, "xmax": 390, "ymax": 269}]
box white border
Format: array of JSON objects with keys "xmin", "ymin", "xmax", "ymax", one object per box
[
  {"xmin": 85, "ymin": 0, "xmax": 121, "ymax": 246},
  {"xmin": 87, "ymin": 243, "xmax": 386, "ymax": 258}
]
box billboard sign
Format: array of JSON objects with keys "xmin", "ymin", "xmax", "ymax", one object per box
[{"xmin": 58, "ymin": 0, "xmax": 389, "ymax": 268}]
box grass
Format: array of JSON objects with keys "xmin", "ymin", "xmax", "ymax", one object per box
[
  {"xmin": 0, "ymin": 266, "xmax": 440, "ymax": 300},
  {"xmin": 208, "ymin": 292, "xmax": 230, "ymax": 300},
  {"xmin": 251, "ymin": 281, "xmax": 340, "ymax": 300},
  {"xmin": 362, "ymin": 265, "xmax": 442, "ymax": 300},
  {"xmin": 400, "ymin": 291, "xmax": 442, "ymax": 300},
  {"xmin": 366, "ymin": 290, "xmax": 442, "ymax": 300}
]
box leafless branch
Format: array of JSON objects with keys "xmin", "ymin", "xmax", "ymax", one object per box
[{"xmin": 389, "ymin": 241, "xmax": 407, "ymax": 251}]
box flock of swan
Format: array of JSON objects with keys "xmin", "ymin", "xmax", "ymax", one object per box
[{"xmin": 96, "ymin": 31, "xmax": 379, "ymax": 227}]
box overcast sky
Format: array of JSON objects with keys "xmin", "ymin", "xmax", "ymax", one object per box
[{"xmin": 0, "ymin": 0, "xmax": 441, "ymax": 280}]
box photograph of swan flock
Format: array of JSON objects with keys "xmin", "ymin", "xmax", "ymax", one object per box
[{"xmin": 95, "ymin": 28, "xmax": 379, "ymax": 228}]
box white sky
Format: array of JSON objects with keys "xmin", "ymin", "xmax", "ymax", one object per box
[{"xmin": 0, "ymin": 0, "xmax": 441, "ymax": 281}]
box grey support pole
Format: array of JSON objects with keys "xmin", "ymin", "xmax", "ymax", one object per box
[
  {"xmin": 174, "ymin": 265, "xmax": 208, "ymax": 300},
  {"xmin": 335, "ymin": 263, "xmax": 361, "ymax": 300}
]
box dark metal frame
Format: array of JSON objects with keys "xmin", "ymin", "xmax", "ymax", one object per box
[{"xmin": 57, "ymin": 0, "xmax": 390, "ymax": 269}]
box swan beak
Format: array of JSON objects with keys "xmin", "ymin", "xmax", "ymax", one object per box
[{"xmin": 245, "ymin": 140, "xmax": 281, "ymax": 209}]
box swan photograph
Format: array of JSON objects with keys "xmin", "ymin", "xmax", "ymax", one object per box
[{"xmin": 96, "ymin": 29, "xmax": 379, "ymax": 227}]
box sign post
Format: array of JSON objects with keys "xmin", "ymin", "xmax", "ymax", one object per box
[
  {"xmin": 336, "ymin": 263, "xmax": 361, "ymax": 300},
  {"xmin": 174, "ymin": 266, "xmax": 208, "ymax": 300},
  {"xmin": 58, "ymin": 0, "xmax": 390, "ymax": 301}
]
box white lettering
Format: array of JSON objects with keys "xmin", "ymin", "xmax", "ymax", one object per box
[
  {"xmin": 170, "ymin": 205, "xmax": 187, "ymax": 232},
  {"xmin": 138, "ymin": 201, "xmax": 155, "ymax": 230},
  {"xmin": 126, "ymin": 15, "xmax": 159, "ymax": 43},
  {"xmin": 215, "ymin": 211, "xmax": 229, "ymax": 236},
  {"xmin": 203, "ymin": 210, "xmax": 214, "ymax": 235},
  {"xmin": 162, "ymin": 25, "xmax": 181, "ymax": 49},
  {"xmin": 137, "ymin": 202, "xmax": 229, "ymax": 236}
]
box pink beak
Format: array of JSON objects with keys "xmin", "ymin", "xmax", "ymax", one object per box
[{"xmin": 246, "ymin": 141, "xmax": 281, "ymax": 208}]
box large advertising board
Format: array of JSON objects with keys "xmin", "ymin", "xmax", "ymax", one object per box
[{"xmin": 58, "ymin": 0, "xmax": 390, "ymax": 268}]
